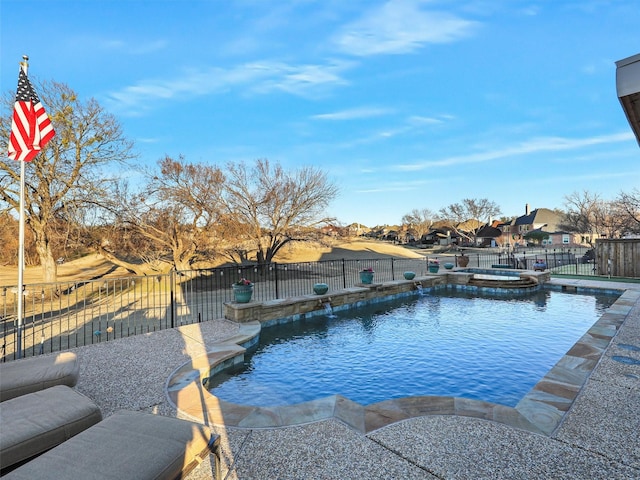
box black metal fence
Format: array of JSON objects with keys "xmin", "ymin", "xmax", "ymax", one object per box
[{"xmin": 0, "ymin": 247, "xmax": 611, "ymax": 361}]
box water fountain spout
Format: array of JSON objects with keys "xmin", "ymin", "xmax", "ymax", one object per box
[
  {"xmin": 414, "ymin": 282, "xmax": 424, "ymax": 296},
  {"xmin": 322, "ymin": 301, "xmax": 337, "ymax": 318}
]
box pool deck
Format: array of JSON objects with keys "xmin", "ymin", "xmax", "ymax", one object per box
[{"xmin": 71, "ymin": 277, "xmax": 640, "ymax": 479}]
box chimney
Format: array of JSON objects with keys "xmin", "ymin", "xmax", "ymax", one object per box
[{"xmin": 525, "ymin": 203, "xmax": 530, "ymax": 215}]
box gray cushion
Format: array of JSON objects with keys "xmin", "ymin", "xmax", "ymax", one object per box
[
  {"xmin": 0, "ymin": 352, "xmax": 80, "ymax": 401},
  {"xmin": 3, "ymin": 410, "xmax": 219, "ymax": 480},
  {"xmin": 0, "ymin": 385, "xmax": 102, "ymax": 470}
]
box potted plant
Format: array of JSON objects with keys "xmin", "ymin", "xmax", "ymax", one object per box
[
  {"xmin": 533, "ymin": 259, "xmax": 547, "ymax": 271},
  {"xmin": 313, "ymin": 283, "xmax": 329, "ymax": 295},
  {"xmin": 360, "ymin": 267, "xmax": 374, "ymax": 284},
  {"xmin": 403, "ymin": 271, "xmax": 416, "ymax": 280},
  {"xmin": 428, "ymin": 259, "xmax": 440, "ymax": 273},
  {"xmin": 232, "ymin": 278, "xmax": 254, "ymax": 303},
  {"xmin": 457, "ymin": 252, "xmax": 469, "ymax": 268}
]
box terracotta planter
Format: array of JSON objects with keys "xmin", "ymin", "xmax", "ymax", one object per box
[{"xmin": 457, "ymin": 255, "xmax": 469, "ymax": 267}]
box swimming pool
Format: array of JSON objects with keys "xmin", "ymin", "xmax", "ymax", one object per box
[{"xmin": 207, "ymin": 289, "xmax": 618, "ymax": 408}]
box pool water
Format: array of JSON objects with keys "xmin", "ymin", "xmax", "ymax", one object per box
[{"xmin": 208, "ymin": 289, "xmax": 617, "ymax": 407}]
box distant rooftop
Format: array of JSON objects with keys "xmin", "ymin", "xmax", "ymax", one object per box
[{"xmin": 616, "ymin": 53, "xmax": 640, "ymax": 147}]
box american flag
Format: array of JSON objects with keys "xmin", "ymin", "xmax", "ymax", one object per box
[{"xmin": 7, "ymin": 68, "xmax": 55, "ymax": 162}]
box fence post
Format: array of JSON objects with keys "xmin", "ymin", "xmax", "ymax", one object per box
[
  {"xmin": 170, "ymin": 270, "xmax": 175, "ymax": 329},
  {"xmin": 342, "ymin": 259, "xmax": 346, "ymax": 289},
  {"xmin": 16, "ymin": 287, "xmax": 24, "ymax": 359},
  {"xmin": 391, "ymin": 258, "xmax": 395, "ymax": 280},
  {"xmin": 274, "ymin": 263, "xmax": 279, "ymax": 299},
  {"xmin": 1, "ymin": 287, "xmax": 7, "ymax": 361}
]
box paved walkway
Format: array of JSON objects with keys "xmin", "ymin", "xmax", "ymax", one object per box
[{"xmin": 72, "ymin": 278, "xmax": 640, "ymax": 479}]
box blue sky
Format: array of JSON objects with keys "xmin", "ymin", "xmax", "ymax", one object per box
[{"xmin": 2, "ymin": 0, "xmax": 639, "ymax": 227}]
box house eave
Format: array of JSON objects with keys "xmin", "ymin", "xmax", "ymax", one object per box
[{"xmin": 616, "ymin": 53, "xmax": 640, "ymax": 147}]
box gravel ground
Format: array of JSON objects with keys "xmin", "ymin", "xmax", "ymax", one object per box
[{"xmin": 64, "ymin": 279, "xmax": 640, "ymax": 480}]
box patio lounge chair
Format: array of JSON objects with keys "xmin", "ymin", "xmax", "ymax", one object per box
[
  {"xmin": 3, "ymin": 410, "xmax": 221, "ymax": 480},
  {"xmin": 0, "ymin": 385, "xmax": 103, "ymax": 472},
  {"xmin": 0, "ymin": 352, "xmax": 80, "ymax": 401}
]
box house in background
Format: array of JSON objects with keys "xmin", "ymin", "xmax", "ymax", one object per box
[
  {"xmin": 543, "ymin": 229, "xmax": 598, "ymax": 248},
  {"xmin": 500, "ymin": 204, "xmax": 557, "ymax": 247},
  {"xmin": 501, "ymin": 204, "xmax": 594, "ymax": 248},
  {"xmin": 499, "ymin": 203, "xmax": 597, "ymax": 248},
  {"xmin": 421, "ymin": 228, "xmax": 460, "ymax": 246},
  {"xmin": 476, "ymin": 220, "xmax": 503, "ymax": 247}
]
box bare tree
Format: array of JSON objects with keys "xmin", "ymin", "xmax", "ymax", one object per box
[
  {"xmin": 93, "ymin": 219, "xmax": 158, "ymax": 276},
  {"xmin": 560, "ymin": 190, "xmax": 624, "ymax": 242},
  {"xmin": 438, "ymin": 198, "xmax": 501, "ymax": 245},
  {"xmin": 0, "ymin": 213, "xmax": 25, "ymax": 266},
  {"xmin": 1, "ymin": 80, "xmax": 134, "ymax": 282},
  {"xmin": 222, "ymin": 159, "xmax": 338, "ymax": 265},
  {"xmin": 617, "ymin": 188, "xmax": 640, "ymax": 235},
  {"xmin": 103, "ymin": 156, "xmax": 225, "ymax": 272},
  {"xmin": 401, "ymin": 208, "xmax": 436, "ymax": 241}
]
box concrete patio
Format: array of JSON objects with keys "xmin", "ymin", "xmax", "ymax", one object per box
[{"xmin": 70, "ymin": 277, "xmax": 640, "ymax": 479}]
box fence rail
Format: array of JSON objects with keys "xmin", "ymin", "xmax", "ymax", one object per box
[{"xmin": 0, "ymin": 247, "xmax": 612, "ymax": 361}]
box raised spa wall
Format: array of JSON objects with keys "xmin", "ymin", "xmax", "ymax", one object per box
[{"xmin": 223, "ymin": 269, "xmax": 551, "ymax": 325}]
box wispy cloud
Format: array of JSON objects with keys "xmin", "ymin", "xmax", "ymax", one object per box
[
  {"xmin": 354, "ymin": 178, "xmax": 431, "ymax": 194},
  {"xmin": 407, "ymin": 115, "xmax": 451, "ymax": 125},
  {"xmin": 520, "ymin": 169, "xmax": 637, "ymax": 192},
  {"xmin": 580, "ymin": 57, "xmax": 615, "ymax": 76},
  {"xmin": 249, "ymin": 60, "xmax": 353, "ymax": 97},
  {"xmin": 545, "ymin": 169, "xmax": 636, "ymax": 183},
  {"xmin": 312, "ymin": 107, "xmax": 393, "ymax": 120},
  {"xmin": 393, "ymin": 132, "xmax": 636, "ymax": 171},
  {"xmin": 329, "ymin": 113, "xmax": 453, "ymax": 148},
  {"xmin": 521, "ymin": 6, "xmax": 540, "ymax": 16},
  {"xmin": 136, "ymin": 137, "xmax": 161, "ymax": 144},
  {"xmin": 106, "ymin": 60, "xmax": 354, "ymax": 115},
  {"xmin": 333, "ymin": 0, "xmax": 478, "ymax": 56},
  {"xmin": 355, "ymin": 185, "xmax": 417, "ymax": 193},
  {"xmin": 100, "ymin": 38, "xmax": 168, "ymax": 55}
]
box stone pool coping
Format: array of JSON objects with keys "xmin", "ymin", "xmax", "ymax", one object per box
[{"xmin": 165, "ymin": 278, "xmax": 640, "ymax": 436}]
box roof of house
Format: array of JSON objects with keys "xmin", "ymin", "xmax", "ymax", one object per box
[
  {"xmin": 514, "ymin": 208, "xmax": 561, "ymax": 231},
  {"xmin": 476, "ymin": 224, "xmax": 502, "ymax": 238},
  {"xmin": 423, "ymin": 228, "xmax": 462, "ymax": 239}
]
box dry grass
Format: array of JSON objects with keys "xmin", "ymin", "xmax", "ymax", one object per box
[
  {"xmin": 1, "ymin": 238, "xmax": 429, "ymax": 357},
  {"xmin": 272, "ymin": 237, "xmax": 426, "ymax": 262},
  {"xmin": 0, "ymin": 253, "xmax": 132, "ymax": 287},
  {"xmin": 0, "ymin": 239, "xmax": 425, "ymax": 287}
]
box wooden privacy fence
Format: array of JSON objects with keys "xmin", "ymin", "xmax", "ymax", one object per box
[{"xmin": 596, "ymin": 239, "xmax": 640, "ymax": 278}]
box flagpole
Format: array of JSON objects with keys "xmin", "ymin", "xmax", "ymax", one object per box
[
  {"xmin": 16, "ymin": 55, "xmax": 29, "ymax": 359},
  {"xmin": 9, "ymin": 55, "xmax": 55, "ymax": 359}
]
